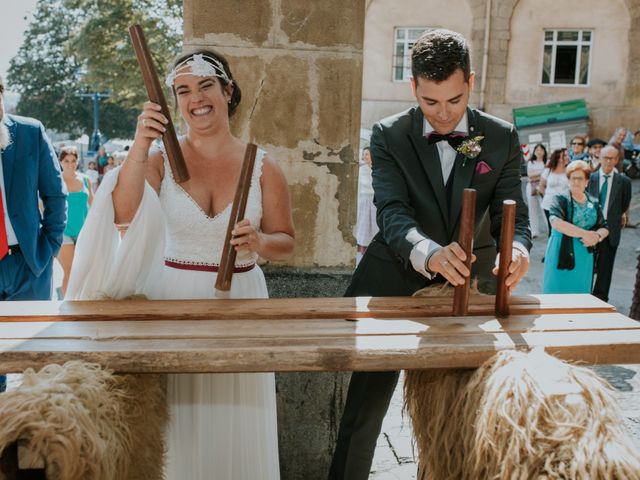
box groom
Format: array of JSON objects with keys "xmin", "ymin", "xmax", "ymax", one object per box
[{"xmin": 329, "ymin": 29, "xmax": 531, "ymax": 479}]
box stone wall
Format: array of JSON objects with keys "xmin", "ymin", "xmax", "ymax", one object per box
[{"xmin": 184, "ymin": 0, "xmax": 365, "ymax": 269}]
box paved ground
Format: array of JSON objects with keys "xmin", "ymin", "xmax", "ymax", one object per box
[{"xmin": 370, "ymin": 178, "xmax": 640, "ymax": 479}]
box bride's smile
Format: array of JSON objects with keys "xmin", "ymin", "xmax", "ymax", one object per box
[{"xmin": 190, "ymin": 106, "xmax": 213, "ymax": 117}]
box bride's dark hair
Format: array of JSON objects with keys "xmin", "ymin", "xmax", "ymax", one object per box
[{"xmin": 168, "ymin": 48, "xmax": 242, "ymax": 117}]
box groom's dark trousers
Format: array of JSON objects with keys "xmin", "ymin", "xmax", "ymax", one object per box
[{"xmin": 328, "ymin": 106, "xmax": 531, "ymax": 479}]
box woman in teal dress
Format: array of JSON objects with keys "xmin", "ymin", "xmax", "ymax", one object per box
[
  {"xmin": 57, "ymin": 146, "xmax": 93, "ymax": 297},
  {"xmin": 543, "ymin": 160, "xmax": 608, "ymax": 294}
]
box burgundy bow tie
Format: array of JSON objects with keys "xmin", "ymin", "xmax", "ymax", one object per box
[{"xmin": 426, "ymin": 131, "xmax": 467, "ymax": 149}]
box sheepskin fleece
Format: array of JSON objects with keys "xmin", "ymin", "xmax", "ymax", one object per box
[
  {"xmin": 405, "ymin": 349, "xmax": 640, "ymax": 479},
  {"xmin": 0, "ymin": 361, "xmax": 167, "ymax": 480}
]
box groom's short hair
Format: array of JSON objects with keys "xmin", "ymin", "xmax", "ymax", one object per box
[{"xmin": 411, "ymin": 29, "xmax": 471, "ymax": 83}]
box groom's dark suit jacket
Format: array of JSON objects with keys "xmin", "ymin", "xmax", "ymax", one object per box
[{"xmin": 349, "ymin": 106, "xmax": 531, "ymax": 297}]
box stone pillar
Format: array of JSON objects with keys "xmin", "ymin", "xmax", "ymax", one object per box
[
  {"xmin": 183, "ymin": 0, "xmax": 364, "ymax": 268},
  {"xmin": 625, "ymin": 0, "xmax": 640, "ymax": 105},
  {"xmin": 467, "ymin": 0, "xmax": 517, "ymax": 120},
  {"xmin": 183, "ymin": 1, "xmax": 365, "ymax": 478}
]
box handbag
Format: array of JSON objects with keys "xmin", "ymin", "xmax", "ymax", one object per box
[{"xmin": 557, "ymin": 196, "xmax": 575, "ymax": 270}]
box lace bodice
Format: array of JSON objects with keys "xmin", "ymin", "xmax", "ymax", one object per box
[{"xmin": 159, "ymin": 145, "xmax": 264, "ymax": 266}]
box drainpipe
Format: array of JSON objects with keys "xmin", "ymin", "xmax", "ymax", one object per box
[{"xmin": 479, "ymin": 0, "xmax": 492, "ymax": 111}]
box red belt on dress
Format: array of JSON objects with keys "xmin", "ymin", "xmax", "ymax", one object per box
[{"xmin": 164, "ymin": 259, "xmax": 255, "ymax": 273}]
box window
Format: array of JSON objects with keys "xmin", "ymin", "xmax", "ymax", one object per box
[
  {"xmin": 541, "ymin": 30, "xmax": 593, "ymax": 86},
  {"xmin": 393, "ymin": 27, "xmax": 430, "ymax": 82}
]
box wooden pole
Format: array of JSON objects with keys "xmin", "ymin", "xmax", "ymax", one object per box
[
  {"xmin": 128, "ymin": 24, "xmax": 189, "ymax": 183},
  {"xmin": 452, "ymin": 189, "xmax": 477, "ymax": 316},
  {"xmin": 215, "ymin": 144, "xmax": 258, "ymax": 294},
  {"xmin": 495, "ymin": 200, "xmax": 516, "ymax": 317}
]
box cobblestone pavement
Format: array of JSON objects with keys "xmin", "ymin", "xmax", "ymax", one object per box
[{"xmin": 370, "ymin": 178, "xmax": 640, "ymax": 479}]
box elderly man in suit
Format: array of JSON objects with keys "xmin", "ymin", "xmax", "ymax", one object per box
[
  {"xmin": 588, "ymin": 146, "xmax": 631, "ymax": 302},
  {"xmin": 328, "ymin": 29, "xmax": 531, "ymax": 480},
  {"xmin": 0, "ymin": 75, "xmax": 66, "ymax": 389}
]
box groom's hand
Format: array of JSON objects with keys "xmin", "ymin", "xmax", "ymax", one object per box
[
  {"xmin": 427, "ymin": 242, "xmax": 476, "ymax": 286},
  {"xmin": 492, "ymin": 246, "xmax": 529, "ymax": 292}
]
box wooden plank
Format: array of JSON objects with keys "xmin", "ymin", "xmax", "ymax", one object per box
[
  {"xmin": 0, "ymin": 313, "xmax": 637, "ymax": 341},
  {"xmin": 0, "ymin": 294, "xmax": 615, "ymax": 323},
  {"xmin": 0, "ymin": 328, "xmax": 638, "ymax": 373}
]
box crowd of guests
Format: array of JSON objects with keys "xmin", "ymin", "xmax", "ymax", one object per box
[{"xmin": 525, "ymin": 130, "xmax": 634, "ymax": 302}]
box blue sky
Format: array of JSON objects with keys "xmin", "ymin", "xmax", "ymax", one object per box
[{"xmin": 0, "ymin": 0, "xmax": 39, "ymax": 99}]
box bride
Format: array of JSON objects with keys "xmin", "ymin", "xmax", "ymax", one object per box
[{"xmin": 67, "ymin": 49, "xmax": 295, "ymax": 479}]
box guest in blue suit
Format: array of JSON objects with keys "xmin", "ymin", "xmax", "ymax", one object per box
[{"xmin": 0, "ymin": 75, "xmax": 66, "ymax": 389}]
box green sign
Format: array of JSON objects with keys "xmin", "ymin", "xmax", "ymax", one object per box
[{"xmin": 513, "ymin": 99, "xmax": 588, "ymax": 128}]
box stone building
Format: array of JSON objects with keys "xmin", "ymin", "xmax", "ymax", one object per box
[
  {"xmin": 183, "ymin": 1, "xmax": 364, "ymax": 272},
  {"xmin": 362, "ymin": 0, "xmax": 640, "ymax": 141}
]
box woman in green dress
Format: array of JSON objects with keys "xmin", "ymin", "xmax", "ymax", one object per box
[
  {"xmin": 542, "ymin": 160, "xmax": 608, "ymax": 294},
  {"xmin": 57, "ymin": 146, "xmax": 93, "ymax": 296}
]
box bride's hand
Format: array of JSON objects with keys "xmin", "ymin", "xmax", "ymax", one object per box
[
  {"xmin": 133, "ymin": 102, "xmax": 168, "ymax": 149},
  {"xmin": 231, "ymin": 219, "xmax": 263, "ymax": 254}
]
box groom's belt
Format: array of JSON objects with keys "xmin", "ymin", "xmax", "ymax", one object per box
[{"xmin": 164, "ymin": 259, "xmax": 255, "ymax": 273}]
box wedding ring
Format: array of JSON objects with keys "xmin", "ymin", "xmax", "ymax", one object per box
[
  {"xmin": 443, "ymin": 260, "xmax": 449, "ymax": 267},
  {"xmin": 142, "ymin": 119, "xmax": 147, "ymax": 127}
]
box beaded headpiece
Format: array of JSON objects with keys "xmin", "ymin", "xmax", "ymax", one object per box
[{"xmin": 165, "ymin": 53, "xmax": 230, "ymax": 88}]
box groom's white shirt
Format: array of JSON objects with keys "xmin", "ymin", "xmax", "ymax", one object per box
[
  {"xmin": 422, "ymin": 113, "xmax": 469, "ymax": 184},
  {"xmin": 408, "ymin": 113, "xmax": 468, "ymax": 279}
]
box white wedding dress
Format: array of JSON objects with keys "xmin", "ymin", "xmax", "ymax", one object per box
[{"xmin": 67, "ymin": 146, "xmax": 280, "ymax": 480}]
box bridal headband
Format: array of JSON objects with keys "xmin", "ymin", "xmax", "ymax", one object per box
[{"xmin": 165, "ymin": 53, "xmax": 231, "ymax": 88}]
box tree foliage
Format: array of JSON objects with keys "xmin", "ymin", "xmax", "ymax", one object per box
[{"xmin": 7, "ymin": 0, "xmax": 182, "ymax": 139}]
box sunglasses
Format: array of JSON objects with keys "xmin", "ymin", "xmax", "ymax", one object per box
[{"xmin": 571, "ymin": 142, "xmax": 584, "ymax": 146}]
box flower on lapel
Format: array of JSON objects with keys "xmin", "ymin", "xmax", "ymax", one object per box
[{"xmin": 456, "ymin": 135, "xmax": 484, "ymax": 167}]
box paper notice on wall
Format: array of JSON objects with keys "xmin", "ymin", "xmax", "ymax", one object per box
[
  {"xmin": 528, "ymin": 133, "xmax": 543, "ymax": 143},
  {"xmin": 549, "ymin": 130, "xmax": 566, "ymax": 151}
]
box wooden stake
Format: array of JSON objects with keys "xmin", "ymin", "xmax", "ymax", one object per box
[
  {"xmin": 129, "ymin": 24, "xmax": 189, "ymax": 183},
  {"xmin": 215, "ymin": 144, "xmax": 258, "ymax": 294},
  {"xmin": 495, "ymin": 200, "xmax": 516, "ymax": 317},
  {"xmin": 452, "ymin": 189, "xmax": 477, "ymax": 316}
]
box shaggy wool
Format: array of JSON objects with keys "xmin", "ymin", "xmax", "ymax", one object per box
[
  {"xmin": 405, "ymin": 349, "xmax": 640, "ymax": 479},
  {"xmin": 0, "ymin": 361, "xmax": 167, "ymax": 480}
]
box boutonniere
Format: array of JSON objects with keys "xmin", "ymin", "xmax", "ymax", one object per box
[{"xmin": 456, "ymin": 136, "xmax": 484, "ymax": 167}]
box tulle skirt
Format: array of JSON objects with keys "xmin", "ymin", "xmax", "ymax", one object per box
[{"xmin": 152, "ymin": 265, "xmax": 280, "ymax": 480}]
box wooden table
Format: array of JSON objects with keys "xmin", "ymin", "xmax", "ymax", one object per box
[{"xmin": 0, "ymin": 294, "xmax": 637, "ymax": 373}]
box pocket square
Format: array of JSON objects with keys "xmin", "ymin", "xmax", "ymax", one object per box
[{"xmin": 475, "ymin": 160, "xmax": 492, "ymax": 175}]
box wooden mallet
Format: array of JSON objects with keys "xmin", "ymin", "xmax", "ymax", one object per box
[
  {"xmin": 129, "ymin": 24, "xmax": 189, "ymax": 183},
  {"xmin": 214, "ymin": 144, "xmax": 258, "ymax": 298},
  {"xmin": 452, "ymin": 188, "xmax": 477, "ymax": 316},
  {"xmin": 495, "ymin": 200, "xmax": 517, "ymax": 317}
]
